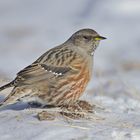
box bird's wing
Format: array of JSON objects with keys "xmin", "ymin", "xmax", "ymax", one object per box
[
  {"xmin": 16, "ymin": 63, "xmax": 73, "ymax": 85},
  {"xmin": 15, "ymin": 47, "xmax": 79, "ymax": 85},
  {"xmin": 33, "ymin": 46, "xmax": 78, "ymax": 66}
]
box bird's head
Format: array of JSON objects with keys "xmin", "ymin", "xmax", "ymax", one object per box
[{"xmin": 68, "ymin": 28, "xmax": 106, "ymax": 55}]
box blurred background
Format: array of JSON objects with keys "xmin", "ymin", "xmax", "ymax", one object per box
[{"xmin": 0, "ymin": 0, "xmax": 140, "ymax": 96}]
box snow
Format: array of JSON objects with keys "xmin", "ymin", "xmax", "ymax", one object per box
[{"xmin": 0, "ymin": 0, "xmax": 140, "ymax": 140}]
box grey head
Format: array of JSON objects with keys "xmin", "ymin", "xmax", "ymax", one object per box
[{"xmin": 67, "ymin": 28, "xmax": 106, "ymax": 55}]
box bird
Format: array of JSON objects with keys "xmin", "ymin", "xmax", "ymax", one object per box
[{"xmin": 0, "ymin": 28, "xmax": 106, "ymax": 108}]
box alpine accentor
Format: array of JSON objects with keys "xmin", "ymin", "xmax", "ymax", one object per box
[{"xmin": 0, "ymin": 28, "xmax": 106, "ymax": 107}]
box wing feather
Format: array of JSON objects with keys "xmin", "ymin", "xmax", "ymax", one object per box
[{"xmin": 15, "ymin": 47, "xmax": 79, "ymax": 86}]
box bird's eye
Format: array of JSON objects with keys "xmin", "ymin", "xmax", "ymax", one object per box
[{"xmin": 83, "ymin": 36, "xmax": 89, "ymax": 40}]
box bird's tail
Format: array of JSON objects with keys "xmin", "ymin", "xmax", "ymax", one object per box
[{"xmin": 0, "ymin": 81, "xmax": 15, "ymax": 92}]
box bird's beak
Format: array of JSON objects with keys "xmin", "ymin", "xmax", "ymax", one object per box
[{"xmin": 95, "ymin": 36, "xmax": 107, "ymax": 41}]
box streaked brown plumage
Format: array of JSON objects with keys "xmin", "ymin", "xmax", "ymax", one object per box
[{"xmin": 0, "ymin": 28, "xmax": 106, "ymax": 107}]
